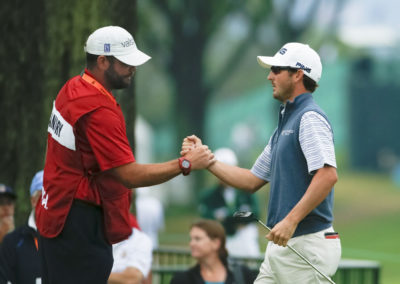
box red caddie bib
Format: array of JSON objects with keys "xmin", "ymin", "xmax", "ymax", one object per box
[{"xmin": 36, "ymin": 71, "xmax": 135, "ymax": 244}]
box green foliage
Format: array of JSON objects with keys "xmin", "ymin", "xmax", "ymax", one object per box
[
  {"xmin": 136, "ymin": 0, "xmax": 345, "ymax": 165},
  {"xmin": 0, "ymin": 0, "xmax": 48, "ymax": 221}
]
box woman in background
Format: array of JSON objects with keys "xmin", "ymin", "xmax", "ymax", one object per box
[{"xmin": 170, "ymin": 219, "xmax": 256, "ymax": 284}]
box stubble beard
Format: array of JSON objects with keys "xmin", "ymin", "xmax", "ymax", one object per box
[
  {"xmin": 273, "ymin": 81, "xmax": 295, "ymax": 103},
  {"xmin": 105, "ymin": 65, "xmax": 131, "ymax": 90}
]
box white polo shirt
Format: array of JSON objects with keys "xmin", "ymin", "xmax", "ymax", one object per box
[{"xmin": 111, "ymin": 228, "xmax": 153, "ymax": 277}]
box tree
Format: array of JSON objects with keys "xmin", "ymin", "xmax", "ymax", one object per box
[
  {"xmin": 133, "ymin": 1, "xmax": 345, "ymax": 196},
  {"xmin": 139, "ymin": 0, "xmax": 346, "ymax": 148},
  {"xmin": 0, "ymin": 0, "xmax": 48, "ymax": 221}
]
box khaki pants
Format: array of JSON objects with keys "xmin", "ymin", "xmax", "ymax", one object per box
[{"xmin": 254, "ymin": 227, "xmax": 341, "ymax": 284}]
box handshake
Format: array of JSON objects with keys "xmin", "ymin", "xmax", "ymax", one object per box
[{"xmin": 179, "ymin": 135, "xmax": 216, "ymax": 172}]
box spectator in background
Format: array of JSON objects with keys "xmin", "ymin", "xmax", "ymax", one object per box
[
  {"xmin": 0, "ymin": 170, "xmax": 43, "ymax": 283},
  {"xmin": 109, "ymin": 214, "xmax": 153, "ymax": 284},
  {"xmin": 199, "ymin": 148, "xmax": 260, "ymax": 257},
  {"xmin": 170, "ymin": 219, "xmax": 256, "ymax": 284},
  {"xmin": 0, "ymin": 184, "xmax": 16, "ymax": 243}
]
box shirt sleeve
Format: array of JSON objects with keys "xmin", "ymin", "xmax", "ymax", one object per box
[
  {"xmin": 299, "ymin": 111, "xmax": 337, "ymax": 173},
  {"xmin": 250, "ymin": 137, "xmax": 272, "ymax": 182},
  {"xmin": 112, "ymin": 229, "xmax": 153, "ymax": 277},
  {"xmin": 84, "ymin": 108, "xmax": 135, "ymax": 171}
]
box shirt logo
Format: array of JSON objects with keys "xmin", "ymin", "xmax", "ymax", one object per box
[
  {"xmin": 104, "ymin": 43, "xmax": 111, "ymax": 53},
  {"xmin": 281, "ymin": 129, "xmax": 294, "ymax": 136},
  {"xmin": 41, "ymin": 188, "xmax": 49, "ymax": 210}
]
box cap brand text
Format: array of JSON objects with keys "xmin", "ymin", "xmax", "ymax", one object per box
[
  {"xmin": 295, "ymin": 62, "xmax": 311, "ymax": 73},
  {"xmin": 121, "ymin": 39, "xmax": 134, "ymax": 48}
]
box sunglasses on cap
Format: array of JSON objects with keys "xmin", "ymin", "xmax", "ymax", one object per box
[{"xmin": 270, "ymin": 66, "xmax": 299, "ymax": 75}]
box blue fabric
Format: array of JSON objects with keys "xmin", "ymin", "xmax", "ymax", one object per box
[
  {"xmin": 0, "ymin": 184, "xmax": 16, "ymax": 198},
  {"xmin": 30, "ymin": 170, "xmax": 44, "ymax": 196},
  {"xmin": 267, "ymin": 93, "xmax": 334, "ymax": 237},
  {"xmin": 0, "ymin": 224, "xmax": 41, "ymax": 283}
]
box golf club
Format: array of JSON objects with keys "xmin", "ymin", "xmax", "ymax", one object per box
[{"xmin": 233, "ymin": 211, "xmax": 335, "ymax": 284}]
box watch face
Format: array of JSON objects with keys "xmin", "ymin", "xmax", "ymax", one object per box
[{"xmin": 182, "ymin": 160, "xmax": 190, "ymax": 168}]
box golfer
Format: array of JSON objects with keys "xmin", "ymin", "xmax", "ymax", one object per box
[
  {"xmin": 36, "ymin": 26, "xmax": 214, "ymax": 284},
  {"xmin": 183, "ymin": 42, "xmax": 341, "ymax": 283}
]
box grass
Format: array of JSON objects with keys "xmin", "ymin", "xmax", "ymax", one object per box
[
  {"xmin": 159, "ymin": 171, "xmax": 400, "ymax": 283},
  {"xmin": 334, "ymin": 172, "xmax": 400, "ymax": 284}
]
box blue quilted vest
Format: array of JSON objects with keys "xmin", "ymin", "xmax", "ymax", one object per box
[{"xmin": 267, "ymin": 93, "xmax": 334, "ymax": 237}]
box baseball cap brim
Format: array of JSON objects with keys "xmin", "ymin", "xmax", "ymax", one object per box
[
  {"xmin": 257, "ymin": 56, "xmax": 288, "ymax": 69},
  {"xmin": 0, "ymin": 184, "xmax": 16, "ymax": 199},
  {"xmin": 115, "ymin": 49, "xmax": 151, "ymax": 67},
  {"xmin": 0, "ymin": 192, "xmax": 16, "ymax": 199}
]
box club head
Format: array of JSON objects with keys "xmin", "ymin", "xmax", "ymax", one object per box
[{"xmin": 233, "ymin": 211, "xmax": 254, "ymax": 220}]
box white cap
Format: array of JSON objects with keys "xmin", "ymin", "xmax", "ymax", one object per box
[
  {"xmin": 214, "ymin": 148, "xmax": 238, "ymax": 167},
  {"xmin": 257, "ymin": 42, "xmax": 322, "ymax": 83},
  {"xmin": 84, "ymin": 26, "xmax": 151, "ymax": 66}
]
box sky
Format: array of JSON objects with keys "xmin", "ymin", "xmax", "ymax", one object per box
[{"xmin": 337, "ymin": 0, "xmax": 400, "ymax": 48}]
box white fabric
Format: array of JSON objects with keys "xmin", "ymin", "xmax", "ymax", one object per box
[
  {"xmin": 111, "ymin": 228, "xmax": 153, "ymax": 277},
  {"xmin": 250, "ymin": 137, "xmax": 272, "ymax": 182},
  {"xmin": 226, "ymin": 223, "xmax": 260, "ymax": 258},
  {"xmin": 257, "ymin": 42, "xmax": 322, "ymax": 83},
  {"xmin": 214, "ymin": 148, "xmax": 238, "ymax": 166},
  {"xmin": 84, "ymin": 26, "xmax": 151, "ymax": 66},
  {"xmin": 254, "ymin": 227, "xmax": 341, "ymax": 283},
  {"xmin": 299, "ymin": 111, "xmax": 336, "ymax": 172},
  {"xmin": 48, "ymin": 102, "xmax": 75, "ymax": 151},
  {"xmin": 222, "ymin": 187, "xmax": 236, "ymax": 206},
  {"xmin": 28, "ymin": 211, "xmax": 37, "ymax": 231},
  {"xmin": 135, "ymin": 195, "xmax": 164, "ymax": 248}
]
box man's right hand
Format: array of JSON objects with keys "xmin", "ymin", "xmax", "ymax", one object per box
[
  {"xmin": 183, "ymin": 144, "xmax": 215, "ymax": 170},
  {"xmin": 180, "ymin": 135, "xmax": 203, "ymax": 156}
]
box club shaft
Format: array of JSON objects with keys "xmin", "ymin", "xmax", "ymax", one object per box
[{"xmin": 257, "ymin": 220, "xmax": 335, "ymax": 284}]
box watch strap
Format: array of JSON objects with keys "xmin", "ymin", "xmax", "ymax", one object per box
[{"xmin": 178, "ymin": 157, "xmax": 191, "ymax": 176}]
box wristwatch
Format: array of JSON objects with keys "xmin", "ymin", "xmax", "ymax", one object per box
[{"xmin": 178, "ymin": 157, "xmax": 191, "ymax": 176}]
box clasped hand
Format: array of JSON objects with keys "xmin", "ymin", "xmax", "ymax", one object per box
[{"xmin": 181, "ymin": 135, "xmax": 215, "ymax": 170}]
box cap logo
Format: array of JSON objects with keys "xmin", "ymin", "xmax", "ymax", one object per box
[
  {"xmin": 104, "ymin": 43, "xmax": 111, "ymax": 53},
  {"xmin": 121, "ymin": 39, "xmax": 134, "ymax": 48},
  {"xmin": 279, "ymin": 48, "xmax": 287, "ymax": 55},
  {"xmin": 295, "ymin": 62, "xmax": 311, "ymax": 73}
]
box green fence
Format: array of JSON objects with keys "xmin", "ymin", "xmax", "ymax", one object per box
[{"xmin": 151, "ymin": 247, "xmax": 380, "ymax": 284}]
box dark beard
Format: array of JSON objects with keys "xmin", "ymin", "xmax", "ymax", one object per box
[{"xmin": 104, "ymin": 64, "xmax": 130, "ymax": 90}]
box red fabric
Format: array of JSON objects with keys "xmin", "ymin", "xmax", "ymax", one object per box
[
  {"xmin": 129, "ymin": 214, "xmax": 141, "ymax": 230},
  {"xmin": 36, "ymin": 71, "xmax": 135, "ymax": 244}
]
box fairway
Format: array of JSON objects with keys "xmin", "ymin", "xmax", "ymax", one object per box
[{"xmin": 333, "ymin": 172, "xmax": 400, "ymax": 284}]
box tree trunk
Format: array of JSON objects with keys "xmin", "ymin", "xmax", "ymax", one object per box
[
  {"xmin": 0, "ymin": 0, "xmax": 47, "ymax": 223},
  {"xmin": 109, "ymin": 0, "xmax": 138, "ymax": 149}
]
